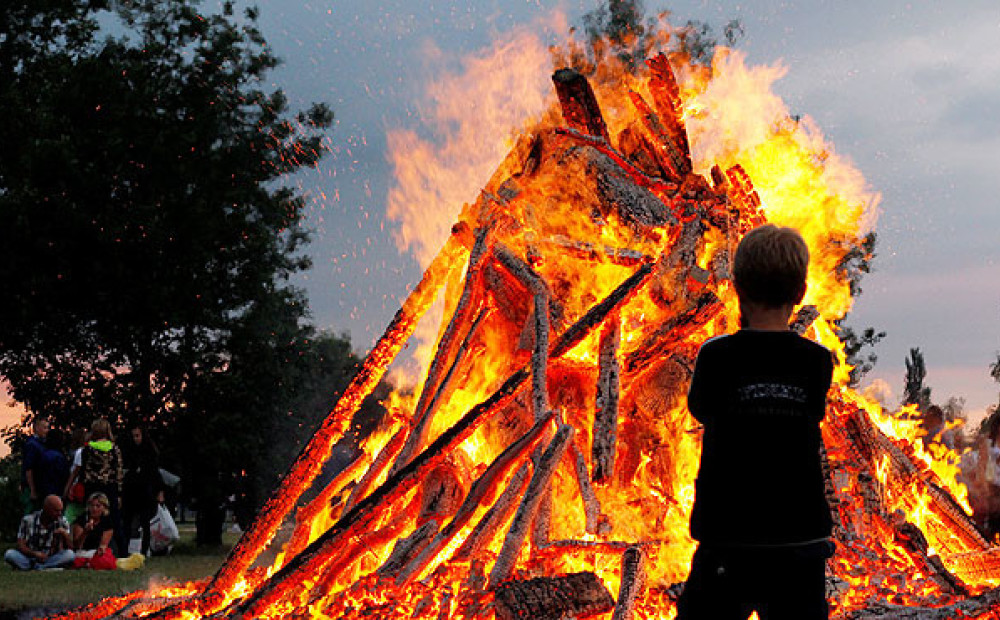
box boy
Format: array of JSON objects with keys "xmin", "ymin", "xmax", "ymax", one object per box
[{"xmin": 676, "ymin": 224, "xmax": 835, "ymax": 620}]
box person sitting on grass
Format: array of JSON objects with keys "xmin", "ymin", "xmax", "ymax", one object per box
[
  {"xmin": 4, "ymin": 494, "xmax": 74, "ymax": 571},
  {"xmin": 676, "ymin": 224, "xmax": 835, "ymax": 620},
  {"xmin": 70, "ymin": 492, "xmax": 117, "ymax": 570}
]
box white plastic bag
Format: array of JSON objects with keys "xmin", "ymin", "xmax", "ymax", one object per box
[{"xmin": 150, "ymin": 503, "xmax": 180, "ymax": 554}]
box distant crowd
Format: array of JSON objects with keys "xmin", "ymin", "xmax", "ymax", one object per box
[{"xmin": 5, "ymin": 417, "xmax": 169, "ymax": 571}]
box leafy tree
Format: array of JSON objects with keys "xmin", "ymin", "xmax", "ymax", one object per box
[
  {"xmin": 903, "ymin": 347, "xmax": 932, "ymax": 412},
  {"xmin": 0, "ymin": 0, "xmax": 334, "ymax": 539},
  {"xmin": 569, "ymin": 0, "xmax": 744, "ymax": 73},
  {"xmin": 835, "ymin": 231, "xmax": 883, "ymax": 385},
  {"xmin": 839, "ymin": 325, "xmax": 886, "ymax": 387}
]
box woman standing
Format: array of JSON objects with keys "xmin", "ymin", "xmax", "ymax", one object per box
[
  {"xmin": 73, "ymin": 419, "xmax": 124, "ymax": 556},
  {"xmin": 121, "ymin": 425, "xmax": 162, "ymax": 557}
]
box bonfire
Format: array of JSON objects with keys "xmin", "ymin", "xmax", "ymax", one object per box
[{"xmin": 52, "ymin": 29, "xmax": 1000, "ymax": 620}]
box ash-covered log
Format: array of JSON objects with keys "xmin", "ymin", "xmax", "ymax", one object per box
[{"xmin": 493, "ymin": 571, "xmax": 615, "ymax": 620}]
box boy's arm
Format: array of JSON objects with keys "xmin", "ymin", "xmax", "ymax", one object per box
[{"xmin": 687, "ymin": 346, "xmax": 716, "ymax": 424}]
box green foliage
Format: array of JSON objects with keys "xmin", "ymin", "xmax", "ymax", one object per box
[
  {"xmin": 0, "ymin": 454, "xmax": 22, "ymax": 542},
  {"xmin": 838, "ymin": 325, "xmax": 886, "ymax": 387},
  {"xmin": 564, "ymin": 0, "xmax": 744, "ymax": 75},
  {"xmin": 903, "ymin": 347, "xmax": 932, "ymax": 411}
]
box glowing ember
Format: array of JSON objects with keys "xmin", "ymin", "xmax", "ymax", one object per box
[{"xmin": 51, "ymin": 22, "xmax": 1000, "ymax": 620}]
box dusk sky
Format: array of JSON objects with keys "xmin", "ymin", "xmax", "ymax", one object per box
[{"xmin": 3, "ymin": 1, "xmax": 999, "ymax": 444}]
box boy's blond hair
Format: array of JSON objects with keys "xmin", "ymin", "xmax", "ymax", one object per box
[{"xmin": 733, "ymin": 224, "xmax": 809, "ymax": 307}]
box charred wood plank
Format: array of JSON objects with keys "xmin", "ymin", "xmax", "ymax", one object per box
[
  {"xmin": 568, "ymin": 437, "xmax": 604, "ymax": 535},
  {"xmin": 377, "ymin": 519, "xmax": 439, "ymax": 578},
  {"xmin": 623, "ymin": 292, "xmax": 722, "ymax": 376},
  {"xmin": 646, "ymin": 53, "xmax": 692, "ymax": 176},
  {"xmin": 493, "ymin": 572, "xmax": 615, "ymax": 620},
  {"xmin": 627, "ymin": 90, "xmax": 688, "ymax": 182},
  {"xmin": 790, "ymin": 304, "xmax": 820, "ymax": 335},
  {"xmin": 552, "ymin": 68, "xmax": 611, "ymax": 143},
  {"xmin": 282, "ymin": 451, "xmax": 372, "ymax": 564},
  {"xmin": 537, "ymin": 234, "xmax": 650, "ymax": 267}
]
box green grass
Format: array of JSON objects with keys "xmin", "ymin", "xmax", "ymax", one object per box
[{"xmin": 0, "ymin": 524, "xmax": 240, "ymax": 616}]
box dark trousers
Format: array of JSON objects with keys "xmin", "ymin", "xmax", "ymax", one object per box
[
  {"xmin": 676, "ymin": 541, "xmax": 833, "ymax": 620},
  {"xmin": 121, "ymin": 490, "xmax": 156, "ymax": 555}
]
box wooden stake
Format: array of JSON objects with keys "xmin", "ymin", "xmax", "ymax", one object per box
[
  {"xmin": 593, "ymin": 314, "xmax": 622, "ymax": 484},
  {"xmin": 612, "ymin": 546, "xmax": 646, "ymax": 620},
  {"xmin": 552, "ymin": 68, "xmax": 611, "ymax": 143}
]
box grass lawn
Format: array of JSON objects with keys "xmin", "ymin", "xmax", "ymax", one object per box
[{"xmin": 0, "ymin": 524, "xmax": 240, "ymax": 618}]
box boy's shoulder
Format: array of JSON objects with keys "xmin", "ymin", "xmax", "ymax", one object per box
[{"xmin": 702, "ymin": 330, "xmax": 832, "ymax": 361}]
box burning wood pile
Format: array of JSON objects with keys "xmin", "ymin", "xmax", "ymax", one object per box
[{"xmin": 55, "ymin": 52, "xmax": 1000, "ymax": 620}]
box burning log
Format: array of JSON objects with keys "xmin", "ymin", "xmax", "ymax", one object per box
[
  {"xmin": 493, "ymin": 572, "xmax": 615, "ymax": 620},
  {"xmin": 489, "ymin": 424, "xmax": 575, "ymax": 587},
  {"xmin": 891, "ymin": 516, "xmax": 968, "ymax": 596},
  {"xmin": 395, "ymin": 414, "xmax": 554, "ymax": 586},
  {"xmin": 593, "ymin": 314, "xmax": 622, "ymax": 484},
  {"xmin": 535, "ymin": 539, "xmax": 657, "ymax": 556},
  {"xmin": 452, "ymin": 464, "xmax": 531, "ymax": 565},
  {"xmin": 790, "ymin": 304, "xmax": 820, "ymax": 335},
  {"xmin": 537, "ymin": 234, "xmax": 650, "ymax": 267},
  {"xmin": 392, "ymin": 226, "xmax": 493, "ymax": 475},
  {"xmin": 612, "ymin": 546, "xmax": 646, "ymax": 620},
  {"xmin": 494, "ymin": 243, "xmax": 551, "ymax": 417},
  {"xmin": 627, "ymin": 90, "xmax": 688, "ymax": 182},
  {"xmin": 493, "ymin": 242, "xmax": 555, "ymax": 549},
  {"xmin": 646, "ymin": 53, "xmax": 692, "ymax": 177},
  {"xmin": 343, "ymin": 425, "xmax": 409, "ymax": 513},
  {"xmin": 378, "ymin": 519, "xmax": 440, "ymax": 578},
  {"xmin": 282, "ymin": 451, "xmax": 373, "ymax": 562},
  {"xmin": 568, "ymin": 436, "xmax": 604, "ymax": 535},
  {"xmin": 623, "ymin": 291, "xmax": 722, "ymax": 376},
  {"xmin": 304, "ymin": 497, "xmax": 419, "ymax": 607},
  {"xmin": 552, "ymin": 67, "xmax": 611, "ymax": 143}
]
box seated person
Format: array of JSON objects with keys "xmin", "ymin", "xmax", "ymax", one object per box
[
  {"xmin": 4, "ymin": 494, "xmax": 74, "ymax": 570},
  {"xmin": 71, "ymin": 492, "xmax": 117, "ymax": 570}
]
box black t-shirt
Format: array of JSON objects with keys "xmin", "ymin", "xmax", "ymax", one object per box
[
  {"xmin": 73, "ymin": 513, "xmax": 114, "ymax": 550},
  {"xmin": 687, "ymin": 329, "xmax": 834, "ymax": 545}
]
